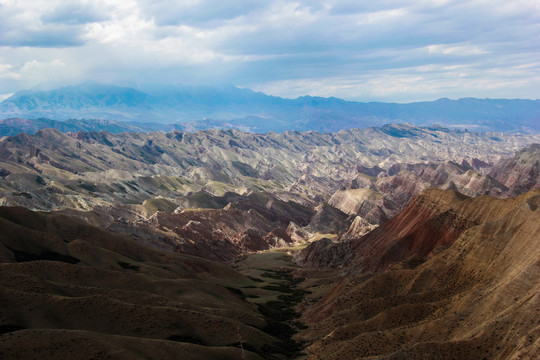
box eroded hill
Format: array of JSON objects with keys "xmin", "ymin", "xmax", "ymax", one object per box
[
  {"xmin": 0, "ymin": 206, "xmax": 309, "ymax": 359},
  {"xmin": 297, "ymin": 189, "xmax": 540, "ymax": 359},
  {"xmin": 0, "ymin": 126, "xmax": 539, "ymax": 262},
  {"xmin": 1, "ymin": 125, "xmax": 540, "ymax": 359}
]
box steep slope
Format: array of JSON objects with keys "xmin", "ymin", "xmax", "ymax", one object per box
[
  {"xmin": 328, "ymin": 188, "xmax": 396, "ymax": 225},
  {"xmin": 489, "ymin": 143, "xmax": 540, "ymax": 195},
  {"xmin": 301, "ymin": 188, "xmax": 529, "ymax": 272},
  {"xmin": 298, "ymin": 189, "xmax": 540, "ymax": 359},
  {"xmin": 1, "ymin": 125, "xmax": 537, "ymax": 214},
  {"xmin": 335, "ymin": 159, "xmax": 511, "ymax": 237}
]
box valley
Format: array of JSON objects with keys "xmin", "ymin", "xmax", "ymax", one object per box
[
  {"xmin": 0, "ymin": 124, "xmax": 539, "ymax": 359},
  {"xmin": 0, "ymin": 207, "xmax": 309, "ymax": 359},
  {"xmin": 2, "ymin": 0, "xmax": 539, "ymax": 358}
]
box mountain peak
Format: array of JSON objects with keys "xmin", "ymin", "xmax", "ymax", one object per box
[{"xmin": 1, "ymin": 84, "xmax": 540, "ymax": 133}]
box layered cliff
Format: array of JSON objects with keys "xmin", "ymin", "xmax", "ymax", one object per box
[
  {"xmin": 299, "ymin": 189, "xmax": 540, "ymax": 359},
  {"xmin": 1, "ymin": 125, "xmax": 537, "ymax": 213},
  {"xmin": 489, "ymin": 143, "xmax": 540, "ymax": 195}
]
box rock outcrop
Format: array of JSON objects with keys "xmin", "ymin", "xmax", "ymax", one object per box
[
  {"xmin": 0, "ymin": 125, "xmax": 537, "ymax": 213},
  {"xmin": 328, "ymin": 158, "xmax": 517, "ymax": 235},
  {"xmin": 489, "ymin": 143, "xmax": 540, "ymax": 195},
  {"xmin": 328, "ymin": 188, "xmax": 396, "ymax": 225},
  {"xmin": 299, "ymin": 189, "xmax": 540, "ymax": 359}
]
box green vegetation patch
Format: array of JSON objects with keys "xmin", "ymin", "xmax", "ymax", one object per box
[
  {"xmin": 231, "ymin": 161, "xmax": 259, "ymax": 177},
  {"xmin": 35, "ymin": 175, "xmax": 46, "ymax": 185}
]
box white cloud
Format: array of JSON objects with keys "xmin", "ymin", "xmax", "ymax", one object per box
[
  {"xmin": 0, "ymin": 0, "xmax": 538, "ymax": 100},
  {"xmin": 0, "ymin": 63, "xmax": 19, "ymax": 80},
  {"xmin": 0, "ymin": 58, "xmax": 75, "ymax": 85},
  {"xmin": 426, "ymin": 44, "xmax": 487, "ymax": 55},
  {"xmin": 356, "ymin": 8, "xmax": 408, "ymax": 25},
  {"xmin": 0, "ymin": 64, "xmax": 13, "ymax": 72},
  {"xmin": 0, "ymin": 93, "xmax": 14, "ymax": 101},
  {"xmin": 246, "ymin": 61, "xmax": 540, "ymax": 102}
]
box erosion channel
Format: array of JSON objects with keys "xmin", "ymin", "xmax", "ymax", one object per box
[{"xmin": 233, "ymin": 247, "xmax": 311, "ymax": 359}]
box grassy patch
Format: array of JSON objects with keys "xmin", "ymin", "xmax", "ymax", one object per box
[{"xmin": 247, "ymin": 275, "xmax": 264, "ymax": 282}]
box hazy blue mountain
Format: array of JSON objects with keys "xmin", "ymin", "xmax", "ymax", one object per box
[
  {"xmin": 4, "ymin": 83, "xmax": 151, "ymax": 110},
  {"xmin": 0, "ymin": 117, "xmax": 250, "ymax": 136},
  {"xmin": 0, "ymin": 118, "xmax": 83, "ymax": 136},
  {"xmin": 0, "ymin": 118, "xmax": 152, "ymax": 136},
  {"xmin": 1, "ymin": 83, "xmax": 539, "ymax": 133}
]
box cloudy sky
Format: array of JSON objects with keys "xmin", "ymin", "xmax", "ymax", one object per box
[{"xmin": 0, "ymin": 0, "xmax": 539, "ymax": 102}]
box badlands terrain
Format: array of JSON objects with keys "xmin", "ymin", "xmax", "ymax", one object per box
[{"xmin": 0, "ymin": 124, "xmax": 539, "ymax": 359}]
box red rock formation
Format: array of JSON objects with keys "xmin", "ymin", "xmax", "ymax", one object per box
[
  {"xmin": 489, "ymin": 143, "xmax": 540, "ymax": 195},
  {"xmin": 299, "ymin": 189, "xmax": 540, "ymax": 359},
  {"xmin": 301, "ymin": 188, "xmax": 532, "ymax": 272},
  {"xmin": 155, "ymin": 208, "xmax": 294, "ymax": 262},
  {"xmin": 350, "ymin": 189, "xmax": 475, "ymax": 272}
]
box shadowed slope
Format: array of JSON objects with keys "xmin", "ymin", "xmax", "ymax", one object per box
[
  {"xmin": 299, "ymin": 188, "xmax": 533, "ymax": 272},
  {"xmin": 0, "ymin": 206, "xmax": 300, "ymax": 359},
  {"xmin": 298, "ymin": 190, "xmax": 540, "ymax": 359}
]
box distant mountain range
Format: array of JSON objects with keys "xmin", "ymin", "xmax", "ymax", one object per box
[
  {"xmin": 1, "ymin": 82, "xmax": 539, "ymax": 133},
  {"xmin": 0, "ymin": 117, "xmax": 246, "ymax": 137}
]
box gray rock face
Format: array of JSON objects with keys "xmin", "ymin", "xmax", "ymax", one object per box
[
  {"xmin": 1, "ymin": 124, "xmax": 536, "ymax": 212},
  {"xmin": 489, "ymin": 143, "xmax": 540, "ymax": 195},
  {"xmin": 332, "ymin": 158, "xmax": 514, "ymax": 236},
  {"xmin": 0, "ymin": 125, "xmax": 538, "ymax": 263}
]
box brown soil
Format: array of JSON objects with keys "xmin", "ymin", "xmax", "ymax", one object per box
[{"xmin": 297, "ymin": 190, "xmax": 540, "ymax": 359}]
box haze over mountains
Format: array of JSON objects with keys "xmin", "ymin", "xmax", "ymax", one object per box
[
  {"xmin": 1, "ymin": 83, "xmax": 539, "ymax": 133},
  {"xmin": 2, "ymin": 0, "xmax": 540, "ymax": 356},
  {"xmin": 1, "ymin": 85, "xmax": 540, "ymax": 359}
]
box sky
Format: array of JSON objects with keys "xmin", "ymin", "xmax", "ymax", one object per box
[{"xmin": 0, "ymin": 0, "xmax": 539, "ymax": 102}]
